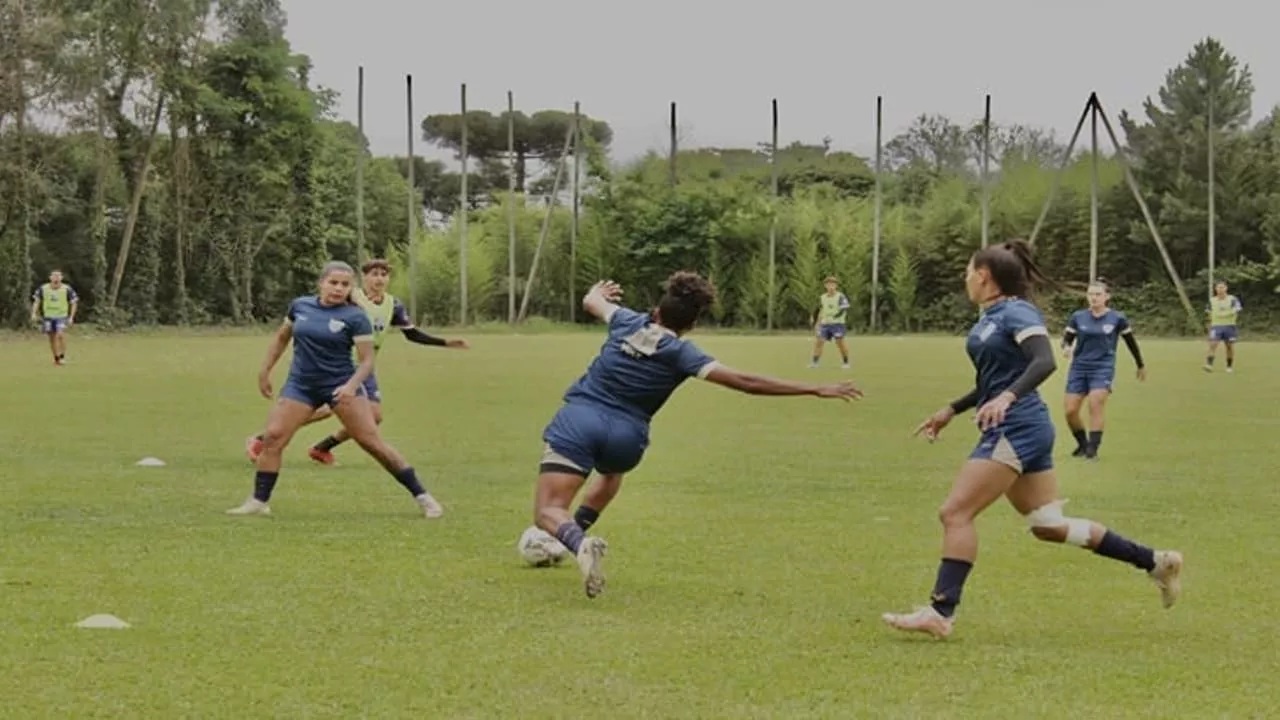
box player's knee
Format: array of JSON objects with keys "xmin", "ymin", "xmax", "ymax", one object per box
[
  {"xmin": 937, "ymin": 502, "xmax": 973, "ymax": 529},
  {"xmin": 261, "ymin": 426, "xmax": 289, "ymax": 451},
  {"xmin": 1024, "ymin": 500, "xmax": 1091, "ymax": 546},
  {"xmin": 371, "ymin": 406, "xmax": 383, "ymax": 425}
]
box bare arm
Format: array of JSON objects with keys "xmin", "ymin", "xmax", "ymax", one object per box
[
  {"xmin": 582, "ymin": 281, "xmax": 622, "ymax": 323},
  {"xmin": 703, "ymin": 364, "xmax": 840, "ymax": 397},
  {"xmin": 30, "ymin": 297, "xmax": 39, "ymax": 320},
  {"xmin": 259, "ymin": 321, "xmax": 293, "ymax": 377},
  {"xmin": 69, "ymin": 299, "xmax": 78, "ymax": 323},
  {"xmin": 347, "ymin": 338, "xmax": 375, "ymax": 387}
]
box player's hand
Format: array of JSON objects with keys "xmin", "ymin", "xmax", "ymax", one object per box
[
  {"xmin": 815, "ymin": 381, "xmax": 862, "ymax": 401},
  {"xmin": 1061, "ymin": 346, "xmax": 1072, "ymax": 359},
  {"xmin": 914, "ymin": 406, "xmax": 955, "ymax": 442},
  {"xmin": 331, "ymin": 382, "xmax": 360, "ymax": 404},
  {"xmin": 446, "ymin": 338, "xmax": 469, "ymax": 350},
  {"xmin": 974, "ymin": 391, "xmax": 1015, "ymax": 431},
  {"xmin": 1136, "ymin": 367, "xmax": 1147, "ymax": 382},
  {"xmin": 257, "ymin": 373, "xmax": 273, "ymax": 399},
  {"xmin": 591, "ymin": 280, "xmax": 623, "ymax": 303}
]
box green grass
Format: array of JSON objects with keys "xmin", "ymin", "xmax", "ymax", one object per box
[{"xmin": 2, "ymin": 330, "xmax": 1276, "ymax": 718}]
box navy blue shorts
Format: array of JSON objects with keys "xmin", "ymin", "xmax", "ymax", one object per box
[
  {"xmin": 541, "ymin": 403, "xmax": 649, "ymax": 477},
  {"xmin": 360, "ymin": 373, "xmax": 381, "ymax": 403},
  {"xmin": 1210, "ymin": 325, "xmax": 1239, "ymax": 344},
  {"xmin": 818, "ymin": 323, "xmax": 847, "ymax": 341},
  {"xmin": 281, "ymin": 377, "xmax": 366, "ymax": 409},
  {"xmin": 968, "ymin": 408, "xmax": 1055, "ymax": 475},
  {"xmin": 1065, "ymin": 364, "xmax": 1114, "ymax": 395},
  {"xmin": 41, "ymin": 318, "xmax": 68, "ymax": 334}
]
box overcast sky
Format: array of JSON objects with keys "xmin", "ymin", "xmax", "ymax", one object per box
[{"xmin": 279, "ymin": 0, "xmax": 1278, "ymax": 164}]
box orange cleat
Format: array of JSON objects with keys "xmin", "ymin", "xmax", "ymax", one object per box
[
  {"xmin": 245, "ymin": 435, "xmax": 263, "ymax": 463},
  {"xmin": 308, "ymin": 448, "xmax": 335, "ymax": 466}
]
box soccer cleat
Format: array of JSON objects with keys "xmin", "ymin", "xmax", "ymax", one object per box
[
  {"xmin": 1071, "ymin": 446, "xmax": 1087, "ymax": 458},
  {"xmin": 226, "ymin": 498, "xmax": 271, "ymax": 516},
  {"xmin": 577, "ymin": 537, "xmax": 608, "ymax": 598},
  {"xmin": 1226, "ymin": 367, "xmax": 1234, "ymax": 374},
  {"xmin": 1202, "ymin": 364, "xmax": 1213, "ymax": 373},
  {"xmin": 245, "ymin": 435, "xmax": 264, "ymax": 463},
  {"xmin": 808, "ymin": 362, "xmax": 819, "ymax": 369},
  {"xmin": 1149, "ymin": 550, "xmax": 1183, "ymax": 609},
  {"xmin": 881, "ymin": 605, "xmax": 954, "ymax": 639},
  {"xmin": 307, "ymin": 448, "xmax": 335, "ymax": 466},
  {"xmin": 841, "ymin": 362, "xmax": 850, "ymax": 370},
  {"xmin": 415, "ymin": 493, "xmax": 444, "ymax": 519}
]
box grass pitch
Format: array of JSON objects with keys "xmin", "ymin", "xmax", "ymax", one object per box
[{"xmin": 2, "ymin": 329, "xmax": 1277, "ymax": 718}]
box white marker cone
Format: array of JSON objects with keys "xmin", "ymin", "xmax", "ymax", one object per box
[
  {"xmin": 75, "ymin": 614, "xmax": 130, "ymax": 629},
  {"xmin": 136, "ymin": 457, "xmax": 165, "ymax": 467}
]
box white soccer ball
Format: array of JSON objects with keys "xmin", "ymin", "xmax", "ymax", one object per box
[{"xmin": 517, "ymin": 526, "xmax": 569, "ymax": 567}]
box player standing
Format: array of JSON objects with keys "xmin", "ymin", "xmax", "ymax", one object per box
[
  {"xmin": 30, "ymin": 270, "xmax": 78, "ymax": 366},
  {"xmin": 227, "ymin": 261, "xmax": 444, "ymax": 519},
  {"xmin": 882, "ymin": 241, "xmax": 1181, "ymax": 639},
  {"xmin": 810, "ymin": 276, "xmax": 851, "ymax": 369},
  {"xmin": 535, "ymin": 271, "xmax": 862, "ymax": 598},
  {"xmin": 1204, "ymin": 281, "xmax": 1242, "ymax": 373},
  {"xmin": 1060, "ymin": 280, "xmax": 1146, "ymax": 460}
]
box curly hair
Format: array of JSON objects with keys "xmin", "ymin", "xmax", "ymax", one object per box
[{"xmin": 656, "ymin": 271, "xmax": 717, "ymax": 333}]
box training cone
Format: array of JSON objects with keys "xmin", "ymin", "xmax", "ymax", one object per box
[
  {"xmin": 136, "ymin": 457, "xmax": 165, "ymax": 467},
  {"xmin": 74, "ymin": 614, "xmax": 130, "ymax": 629}
]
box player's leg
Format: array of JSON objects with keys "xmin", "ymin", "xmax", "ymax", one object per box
[
  {"xmin": 1223, "ymin": 330, "xmax": 1237, "ymax": 371},
  {"xmin": 809, "ymin": 329, "xmax": 826, "ymax": 368},
  {"xmin": 246, "ymin": 404, "xmax": 334, "ymax": 463},
  {"xmin": 330, "ymin": 394, "xmax": 443, "ymax": 517},
  {"xmin": 882, "ymin": 455, "xmax": 1018, "ymax": 638},
  {"xmin": 228, "ymin": 394, "xmax": 316, "ymax": 516},
  {"xmin": 574, "ymin": 473, "xmax": 622, "ymax": 531},
  {"xmin": 42, "ymin": 321, "xmax": 58, "ymax": 364},
  {"xmin": 1063, "ymin": 372, "xmax": 1088, "ymax": 456},
  {"xmin": 834, "ymin": 329, "xmax": 851, "ymax": 369},
  {"xmin": 1005, "ymin": 470, "xmax": 1182, "ymax": 608},
  {"xmin": 1084, "ymin": 386, "xmax": 1110, "ymax": 459},
  {"xmin": 309, "ymin": 375, "xmax": 381, "ymax": 464},
  {"xmin": 1204, "ymin": 331, "xmax": 1220, "ymax": 371},
  {"xmin": 54, "ymin": 323, "xmax": 68, "ymax": 363}
]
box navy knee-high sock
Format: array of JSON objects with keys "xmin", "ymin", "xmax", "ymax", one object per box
[
  {"xmin": 929, "ymin": 558, "xmax": 973, "ymax": 618},
  {"xmin": 253, "ymin": 471, "xmax": 279, "ymax": 502}
]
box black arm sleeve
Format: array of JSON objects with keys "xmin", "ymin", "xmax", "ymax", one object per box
[
  {"xmin": 1121, "ymin": 332, "xmax": 1144, "ymax": 368},
  {"xmin": 402, "ymin": 327, "xmax": 447, "ymax": 347},
  {"xmin": 1061, "ymin": 329, "xmax": 1076, "ymax": 348},
  {"xmin": 949, "ymin": 388, "xmax": 981, "ymax": 414},
  {"xmin": 1005, "ymin": 334, "xmax": 1057, "ymax": 399}
]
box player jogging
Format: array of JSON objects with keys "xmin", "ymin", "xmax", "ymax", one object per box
[
  {"xmin": 30, "ymin": 270, "xmax": 78, "ymax": 366},
  {"xmin": 810, "ymin": 275, "xmax": 851, "ymax": 369},
  {"xmin": 534, "ymin": 271, "xmax": 862, "ymax": 599},
  {"xmin": 227, "ymin": 261, "xmax": 444, "ymax": 519},
  {"xmin": 882, "ymin": 240, "xmax": 1182, "ymax": 639},
  {"xmin": 1060, "ymin": 280, "xmax": 1146, "ymax": 460},
  {"xmin": 1204, "ymin": 281, "xmax": 1241, "ymax": 373},
  {"xmin": 244, "ymin": 258, "xmax": 467, "ymax": 465}
]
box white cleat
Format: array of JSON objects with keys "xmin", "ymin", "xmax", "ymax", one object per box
[
  {"xmin": 1226, "ymin": 367, "xmax": 1234, "ymax": 374},
  {"xmin": 841, "ymin": 362, "xmax": 850, "ymax": 370},
  {"xmin": 1202, "ymin": 364, "xmax": 1213, "ymax": 373},
  {"xmin": 881, "ymin": 605, "xmax": 954, "ymax": 639},
  {"xmin": 415, "ymin": 493, "xmax": 444, "ymax": 519},
  {"xmin": 226, "ymin": 498, "xmax": 271, "ymax": 516},
  {"xmin": 577, "ymin": 537, "xmax": 608, "ymax": 598},
  {"xmin": 1149, "ymin": 550, "xmax": 1183, "ymax": 608}
]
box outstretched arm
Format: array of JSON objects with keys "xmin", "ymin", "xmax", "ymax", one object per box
[
  {"xmin": 703, "ymin": 364, "xmax": 861, "ymax": 400},
  {"xmin": 582, "ymin": 281, "xmax": 623, "ymax": 323},
  {"xmin": 394, "ymin": 301, "xmax": 466, "ymax": 348}
]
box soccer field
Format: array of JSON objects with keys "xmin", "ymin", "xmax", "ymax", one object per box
[{"xmin": 2, "ymin": 330, "xmax": 1277, "ymax": 718}]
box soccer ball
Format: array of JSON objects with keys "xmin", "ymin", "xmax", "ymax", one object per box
[{"xmin": 517, "ymin": 526, "xmax": 570, "ymax": 567}]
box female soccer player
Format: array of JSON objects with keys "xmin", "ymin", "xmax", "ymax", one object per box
[
  {"xmin": 227, "ymin": 261, "xmax": 444, "ymax": 519},
  {"xmin": 1061, "ymin": 280, "xmax": 1146, "ymax": 460},
  {"xmin": 882, "ymin": 241, "xmax": 1182, "ymax": 639},
  {"xmin": 30, "ymin": 270, "xmax": 78, "ymax": 366},
  {"xmin": 810, "ymin": 275, "xmax": 851, "ymax": 369},
  {"xmin": 535, "ymin": 271, "xmax": 863, "ymax": 599},
  {"xmin": 1204, "ymin": 281, "xmax": 1242, "ymax": 373},
  {"xmin": 244, "ymin": 258, "xmax": 468, "ymax": 465}
]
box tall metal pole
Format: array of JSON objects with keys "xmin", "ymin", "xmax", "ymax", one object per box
[
  {"xmin": 355, "ymin": 66, "xmax": 366, "ymax": 266},
  {"xmin": 507, "ymin": 91, "xmax": 517, "ymax": 324},
  {"xmin": 871, "ymin": 96, "xmax": 883, "ymax": 331},
  {"xmin": 459, "ymin": 83, "xmax": 469, "ymax": 325},
  {"xmin": 669, "ymin": 101, "xmax": 678, "ymax": 187},
  {"xmin": 980, "ymin": 94, "xmax": 991, "ymax": 248},
  {"xmin": 767, "ymin": 98, "xmax": 778, "ymax": 331},
  {"xmin": 1207, "ymin": 89, "xmax": 1216, "ymax": 298},
  {"xmin": 405, "ymin": 74, "xmax": 417, "ymax": 320},
  {"xmin": 1089, "ymin": 98, "xmax": 1100, "ymax": 281},
  {"xmin": 570, "ymin": 101, "xmax": 581, "ymax": 322}
]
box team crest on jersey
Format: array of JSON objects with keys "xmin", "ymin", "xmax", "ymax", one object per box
[
  {"xmin": 328, "ymin": 319, "xmax": 346, "ymax": 333},
  {"xmin": 977, "ymin": 322, "xmax": 996, "ymax": 342},
  {"xmin": 1102, "ymin": 324, "xmax": 1114, "ymax": 334}
]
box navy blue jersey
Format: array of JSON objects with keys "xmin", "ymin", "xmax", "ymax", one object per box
[
  {"xmin": 1066, "ymin": 308, "xmax": 1130, "ymax": 369},
  {"xmin": 562, "ymin": 307, "xmax": 718, "ymax": 424},
  {"xmin": 965, "ymin": 298, "xmax": 1049, "ymax": 420},
  {"xmin": 285, "ymin": 296, "xmax": 374, "ymax": 385}
]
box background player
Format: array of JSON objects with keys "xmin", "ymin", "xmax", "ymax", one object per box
[
  {"xmin": 536, "ymin": 272, "xmax": 862, "ymax": 599},
  {"xmin": 809, "ymin": 275, "xmax": 851, "ymax": 369},
  {"xmin": 1204, "ymin": 281, "xmax": 1242, "ymax": 372},
  {"xmin": 30, "ymin": 270, "xmax": 78, "ymax": 366},
  {"xmin": 245, "ymin": 258, "xmax": 468, "ymax": 465},
  {"xmin": 227, "ymin": 261, "xmax": 444, "ymax": 519},
  {"xmin": 1060, "ymin": 280, "xmax": 1146, "ymax": 460},
  {"xmin": 883, "ymin": 241, "xmax": 1181, "ymax": 640}
]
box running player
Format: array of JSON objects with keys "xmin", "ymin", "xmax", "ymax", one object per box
[
  {"xmin": 810, "ymin": 276, "xmax": 851, "ymax": 369},
  {"xmin": 536, "ymin": 271, "xmax": 863, "ymax": 598},
  {"xmin": 1204, "ymin": 281, "xmax": 1242, "ymax": 373},
  {"xmin": 882, "ymin": 240, "xmax": 1182, "ymax": 639},
  {"xmin": 244, "ymin": 258, "xmax": 467, "ymax": 465},
  {"xmin": 227, "ymin": 261, "xmax": 444, "ymax": 519},
  {"xmin": 1061, "ymin": 280, "xmax": 1146, "ymax": 460},
  {"xmin": 30, "ymin": 270, "xmax": 78, "ymax": 366}
]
